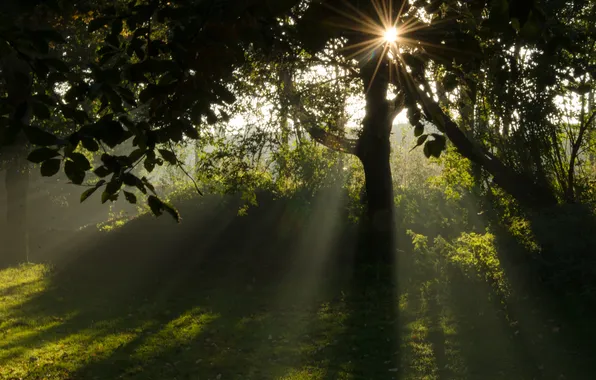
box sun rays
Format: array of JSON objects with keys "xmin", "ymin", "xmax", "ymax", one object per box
[{"xmin": 320, "ymin": 0, "xmax": 464, "ymax": 94}]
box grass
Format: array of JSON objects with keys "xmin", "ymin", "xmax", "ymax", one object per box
[{"xmin": 1, "ymin": 195, "xmax": 596, "ymax": 379}]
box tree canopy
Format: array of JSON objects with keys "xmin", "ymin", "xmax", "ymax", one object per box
[{"xmin": 1, "ymin": 0, "xmax": 594, "ymax": 224}]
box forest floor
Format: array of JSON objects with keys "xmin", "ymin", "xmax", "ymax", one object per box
[{"xmin": 1, "ymin": 195, "xmax": 595, "ymax": 380}]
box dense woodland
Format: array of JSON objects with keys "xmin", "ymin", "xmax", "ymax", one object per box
[{"xmin": 1, "ymin": 0, "xmax": 596, "ymax": 379}]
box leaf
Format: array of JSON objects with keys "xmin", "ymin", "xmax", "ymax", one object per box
[
  {"xmin": 100, "ymin": 120, "xmax": 126, "ymax": 148},
  {"xmin": 81, "ymin": 185, "xmax": 100, "ymax": 203},
  {"xmin": 68, "ymin": 152, "xmax": 92, "ymax": 170},
  {"xmin": 144, "ymin": 156, "xmax": 156, "ymax": 172},
  {"xmin": 111, "ymin": 18, "xmax": 123, "ymax": 36},
  {"xmin": 24, "ymin": 126, "xmax": 58, "ymax": 146},
  {"xmin": 28, "ymin": 148, "xmax": 60, "ymax": 163},
  {"xmin": 142, "ymin": 176, "xmax": 156, "ymax": 194},
  {"xmin": 123, "ymin": 191, "xmax": 137, "ymax": 204},
  {"xmin": 147, "ymin": 195, "xmax": 163, "ymax": 216},
  {"xmin": 82, "ymin": 137, "xmax": 100, "ymax": 152},
  {"xmin": 40, "ymin": 158, "xmax": 61, "ymax": 176},
  {"xmin": 89, "ymin": 17, "xmax": 109, "ymax": 32},
  {"xmin": 158, "ymin": 149, "xmax": 177, "ymax": 165},
  {"xmin": 128, "ymin": 148, "xmax": 145, "ymax": 164},
  {"xmin": 414, "ymin": 124, "xmax": 424, "ymax": 137},
  {"xmin": 162, "ymin": 201, "xmax": 180, "ymax": 223},
  {"xmin": 43, "ymin": 58, "xmax": 69, "ymax": 73},
  {"xmin": 33, "ymin": 94, "xmax": 56, "ymax": 106},
  {"xmin": 411, "ymin": 134, "xmax": 429, "ymax": 151},
  {"xmin": 442, "ymin": 73, "xmax": 458, "ymax": 92},
  {"xmin": 33, "ymin": 29, "xmax": 66, "ymax": 43},
  {"xmin": 105, "ymin": 178, "xmax": 123, "ymax": 195},
  {"xmin": 94, "ymin": 166, "xmax": 112, "ymax": 178},
  {"xmin": 423, "ymin": 141, "xmax": 431, "ymax": 158},
  {"xmin": 424, "ymin": 135, "xmax": 447, "ymax": 158},
  {"xmin": 65, "ymin": 160, "xmax": 86, "ymax": 184},
  {"xmin": 31, "ymin": 101, "xmax": 51, "ymax": 120},
  {"xmin": 183, "ymin": 124, "xmax": 199, "ymax": 139}
]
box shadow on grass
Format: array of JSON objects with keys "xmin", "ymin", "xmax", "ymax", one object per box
[{"xmin": 3, "ymin": 189, "xmax": 596, "ymax": 379}]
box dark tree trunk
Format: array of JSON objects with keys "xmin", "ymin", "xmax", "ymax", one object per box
[
  {"xmin": 3, "ymin": 144, "xmax": 29, "ymax": 267},
  {"xmin": 1, "ymin": 51, "xmax": 32, "ymax": 267},
  {"xmin": 356, "ymin": 62, "xmax": 395, "ymax": 263}
]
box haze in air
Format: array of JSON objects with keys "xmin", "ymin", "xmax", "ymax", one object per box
[{"xmin": 0, "ymin": 0, "xmax": 595, "ymax": 379}]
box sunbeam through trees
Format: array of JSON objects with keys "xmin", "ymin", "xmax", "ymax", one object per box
[{"xmin": 1, "ymin": 0, "xmax": 596, "ymax": 379}]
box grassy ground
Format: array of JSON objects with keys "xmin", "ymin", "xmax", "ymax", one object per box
[{"xmin": 1, "ymin": 195, "xmax": 595, "ymax": 379}]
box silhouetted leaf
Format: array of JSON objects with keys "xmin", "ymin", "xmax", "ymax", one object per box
[
  {"xmin": 89, "ymin": 17, "xmax": 110, "ymax": 32},
  {"xmin": 163, "ymin": 201, "xmax": 180, "ymax": 222},
  {"xmin": 43, "ymin": 58, "xmax": 69, "ymax": 73},
  {"xmin": 82, "ymin": 137, "xmax": 100, "ymax": 152},
  {"xmin": 65, "ymin": 160, "xmax": 85, "ymax": 184},
  {"xmin": 158, "ymin": 149, "xmax": 177, "ymax": 165},
  {"xmin": 28, "ymin": 148, "xmax": 60, "ymax": 163},
  {"xmin": 123, "ymin": 191, "xmax": 137, "ymax": 204},
  {"xmin": 94, "ymin": 166, "xmax": 112, "ymax": 178},
  {"xmin": 30, "ymin": 101, "xmax": 51, "ymax": 120},
  {"xmin": 40, "ymin": 158, "xmax": 61, "ymax": 176},
  {"xmin": 24, "ymin": 126, "xmax": 58, "ymax": 146},
  {"xmin": 81, "ymin": 181, "xmax": 105, "ymax": 203},
  {"xmin": 414, "ymin": 124, "xmax": 424, "ymax": 137},
  {"xmin": 144, "ymin": 156, "xmax": 156, "ymax": 172},
  {"xmin": 68, "ymin": 152, "xmax": 92, "ymax": 170},
  {"xmin": 147, "ymin": 195, "xmax": 163, "ymax": 216}
]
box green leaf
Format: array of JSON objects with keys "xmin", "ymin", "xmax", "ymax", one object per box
[
  {"xmin": 24, "ymin": 126, "xmax": 58, "ymax": 146},
  {"xmin": 123, "ymin": 191, "xmax": 137, "ymax": 204},
  {"xmin": 158, "ymin": 149, "xmax": 177, "ymax": 165},
  {"xmin": 40, "ymin": 158, "xmax": 61, "ymax": 176},
  {"xmin": 28, "ymin": 148, "xmax": 60, "ymax": 163},
  {"xmin": 65, "ymin": 160, "xmax": 86, "ymax": 184}
]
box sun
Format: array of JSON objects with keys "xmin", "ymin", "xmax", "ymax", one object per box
[{"xmin": 383, "ymin": 27, "xmax": 399, "ymax": 43}]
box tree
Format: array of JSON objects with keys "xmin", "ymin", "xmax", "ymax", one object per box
[{"xmin": 1, "ymin": 0, "xmax": 594, "ymax": 266}]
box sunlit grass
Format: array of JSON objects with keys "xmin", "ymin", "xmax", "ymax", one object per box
[
  {"xmin": 132, "ymin": 307, "xmax": 218, "ymax": 361},
  {"xmin": 0, "ymin": 264, "xmax": 52, "ymax": 328}
]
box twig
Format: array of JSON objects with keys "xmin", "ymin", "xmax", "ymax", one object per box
[{"xmin": 168, "ymin": 141, "xmax": 203, "ymax": 195}]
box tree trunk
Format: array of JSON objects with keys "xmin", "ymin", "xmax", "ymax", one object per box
[
  {"xmin": 356, "ymin": 62, "xmax": 395, "ymax": 263},
  {"xmin": 3, "ymin": 143, "xmax": 29, "ymax": 267},
  {"xmin": 1, "ymin": 51, "xmax": 32, "ymax": 267}
]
